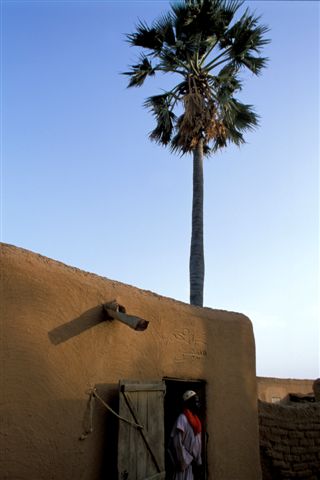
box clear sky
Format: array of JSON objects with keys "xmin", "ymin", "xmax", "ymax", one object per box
[{"xmin": 2, "ymin": 0, "xmax": 319, "ymax": 380}]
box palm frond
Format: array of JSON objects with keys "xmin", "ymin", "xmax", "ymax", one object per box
[
  {"xmin": 123, "ymin": 55, "xmax": 155, "ymax": 87},
  {"xmin": 229, "ymin": 100, "xmax": 259, "ymax": 131},
  {"xmin": 196, "ymin": 0, "xmax": 240, "ymax": 39},
  {"xmin": 153, "ymin": 12, "xmax": 176, "ymax": 47},
  {"xmin": 224, "ymin": 10, "xmax": 270, "ymax": 63},
  {"xmin": 223, "ymin": 0, "xmax": 244, "ymax": 16},
  {"xmin": 171, "ymin": 1, "xmax": 199, "ymax": 34},
  {"xmin": 158, "ymin": 46, "xmax": 188, "ymax": 72},
  {"xmin": 172, "ymin": 0, "xmax": 242, "ymax": 48},
  {"xmin": 144, "ymin": 92, "xmax": 173, "ymax": 114},
  {"xmin": 144, "ymin": 93, "xmax": 176, "ymax": 145},
  {"xmin": 208, "ymin": 98, "xmax": 258, "ymax": 151},
  {"xmin": 170, "ymin": 126, "xmax": 191, "ymax": 155},
  {"xmin": 127, "ymin": 20, "xmax": 163, "ymax": 51},
  {"xmin": 210, "ymin": 63, "xmax": 242, "ymax": 95},
  {"xmin": 211, "ymin": 126, "xmax": 243, "ymax": 151},
  {"xmin": 241, "ymin": 54, "xmax": 268, "ymax": 75}
]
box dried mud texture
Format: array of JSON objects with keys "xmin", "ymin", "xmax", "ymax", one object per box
[
  {"xmin": 259, "ymin": 401, "xmax": 320, "ymax": 480},
  {"xmin": 1, "ymin": 243, "xmax": 261, "ymax": 480},
  {"xmin": 257, "ymin": 377, "xmax": 315, "ymax": 403}
]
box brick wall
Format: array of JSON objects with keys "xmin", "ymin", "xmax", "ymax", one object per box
[{"xmin": 259, "ymin": 401, "xmax": 320, "ymax": 479}]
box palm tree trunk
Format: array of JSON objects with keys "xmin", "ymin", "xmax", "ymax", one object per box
[{"xmin": 190, "ymin": 139, "xmax": 204, "ymax": 307}]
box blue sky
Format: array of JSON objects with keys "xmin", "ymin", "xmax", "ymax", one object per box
[{"xmin": 2, "ymin": 0, "xmax": 319, "ymax": 379}]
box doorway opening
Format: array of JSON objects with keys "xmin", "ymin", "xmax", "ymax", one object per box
[{"xmin": 163, "ymin": 377, "xmax": 207, "ymax": 479}]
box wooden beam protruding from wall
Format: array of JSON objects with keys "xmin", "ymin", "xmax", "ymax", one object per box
[{"xmin": 103, "ymin": 301, "xmax": 149, "ymax": 331}]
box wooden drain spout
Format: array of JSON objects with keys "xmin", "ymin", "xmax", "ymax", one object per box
[{"xmin": 103, "ymin": 301, "xmax": 149, "ymax": 331}]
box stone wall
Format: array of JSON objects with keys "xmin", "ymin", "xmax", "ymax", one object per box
[{"xmin": 259, "ymin": 400, "xmax": 320, "ymax": 479}]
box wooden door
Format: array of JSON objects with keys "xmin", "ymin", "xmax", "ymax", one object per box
[{"xmin": 118, "ymin": 380, "xmax": 166, "ymax": 480}]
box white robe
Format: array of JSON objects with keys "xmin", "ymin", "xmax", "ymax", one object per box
[{"xmin": 170, "ymin": 413, "xmax": 202, "ymax": 480}]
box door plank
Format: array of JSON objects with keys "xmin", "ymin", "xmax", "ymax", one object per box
[
  {"xmin": 123, "ymin": 383, "xmax": 166, "ymax": 392},
  {"xmin": 118, "ymin": 380, "xmax": 166, "ymax": 480},
  {"xmin": 136, "ymin": 391, "xmax": 148, "ymax": 479},
  {"xmin": 146, "ymin": 388, "xmax": 165, "ymax": 474},
  {"xmin": 144, "ymin": 472, "xmax": 166, "ymax": 480},
  {"xmin": 123, "ymin": 390, "xmax": 161, "ymax": 472}
]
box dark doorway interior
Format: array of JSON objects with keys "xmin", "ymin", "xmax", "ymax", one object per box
[{"xmin": 163, "ymin": 377, "xmax": 207, "ymax": 479}]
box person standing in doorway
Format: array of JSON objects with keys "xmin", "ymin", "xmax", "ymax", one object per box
[{"xmin": 169, "ymin": 390, "xmax": 202, "ymax": 480}]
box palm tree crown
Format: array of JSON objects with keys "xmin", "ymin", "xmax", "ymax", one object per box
[
  {"xmin": 125, "ymin": 0, "xmax": 269, "ymax": 306},
  {"xmin": 125, "ymin": 0, "xmax": 269, "ymax": 156}
]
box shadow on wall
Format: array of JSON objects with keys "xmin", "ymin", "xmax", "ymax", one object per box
[
  {"xmin": 48, "ymin": 306, "xmax": 105, "ymax": 345},
  {"xmin": 46, "ymin": 306, "xmax": 119, "ymax": 476},
  {"xmin": 79, "ymin": 383, "xmax": 119, "ymax": 479}
]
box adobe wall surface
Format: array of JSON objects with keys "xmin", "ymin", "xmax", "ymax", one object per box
[
  {"xmin": 1, "ymin": 243, "xmax": 261, "ymax": 480},
  {"xmin": 257, "ymin": 377, "xmax": 314, "ymax": 403},
  {"xmin": 259, "ymin": 401, "xmax": 320, "ymax": 479}
]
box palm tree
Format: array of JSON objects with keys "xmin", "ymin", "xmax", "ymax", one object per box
[{"xmin": 124, "ymin": 0, "xmax": 269, "ymax": 307}]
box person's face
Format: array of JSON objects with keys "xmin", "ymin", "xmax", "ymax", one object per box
[{"xmin": 188, "ymin": 395, "xmax": 200, "ymax": 413}]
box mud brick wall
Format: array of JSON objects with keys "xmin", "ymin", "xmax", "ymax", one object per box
[
  {"xmin": 259, "ymin": 401, "xmax": 320, "ymax": 480},
  {"xmin": 1, "ymin": 244, "xmax": 262, "ymax": 480},
  {"xmin": 257, "ymin": 377, "xmax": 314, "ymax": 403}
]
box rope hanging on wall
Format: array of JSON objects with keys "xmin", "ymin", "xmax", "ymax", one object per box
[
  {"xmin": 79, "ymin": 388, "xmax": 143, "ymax": 440},
  {"xmin": 79, "ymin": 389, "xmax": 95, "ymax": 440}
]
